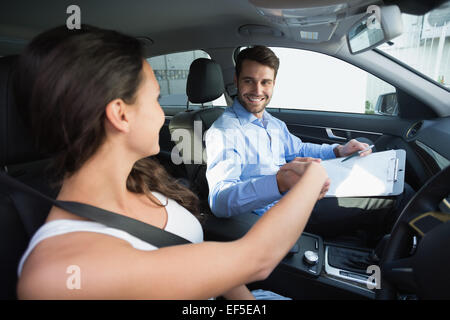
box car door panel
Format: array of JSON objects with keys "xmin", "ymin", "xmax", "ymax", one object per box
[
  {"xmin": 268, "ymin": 108, "xmax": 437, "ymax": 190},
  {"xmin": 414, "ymin": 117, "xmax": 450, "ymax": 161}
]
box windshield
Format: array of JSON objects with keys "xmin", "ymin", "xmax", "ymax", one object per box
[{"xmin": 376, "ymin": 1, "xmax": 450, "ymax": 89}]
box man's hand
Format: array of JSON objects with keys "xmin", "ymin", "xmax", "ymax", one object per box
[
  {"xmin": 334, "ymin": 139, "xmax": 372, "ymax": 158},
  {"xmin": 276, "ymin": 158, "xmax": 330, "ymax": 199}
]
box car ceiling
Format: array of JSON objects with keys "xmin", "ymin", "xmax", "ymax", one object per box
[{"xmin": 0, "ymin": 0, "xmax": 447, "ymax": 57}]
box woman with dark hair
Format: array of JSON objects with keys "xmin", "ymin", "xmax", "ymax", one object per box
[{"xmin": 16, "ymin": 26, "xmax": 329, "ymax": 299}]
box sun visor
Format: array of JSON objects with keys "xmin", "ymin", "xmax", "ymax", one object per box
[
  {"xmin": 254, "ymin": 3, "xmax": 349, "ymax": 27},
  {"xmin": 248, "ymin": 0, "xmax": 382, "ymax": 43}
]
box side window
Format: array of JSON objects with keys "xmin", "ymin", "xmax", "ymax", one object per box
[
  {"xmin": 267, "ymin": 47, "xmax": 398, "ymax": 115},
  {"xmin": 147, "ymin": 50, "xmax": 226, "ymax": 110}
]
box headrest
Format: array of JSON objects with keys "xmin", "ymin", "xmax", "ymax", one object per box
[
  {"xmin": 186, "ymin": 58, "xmax": 224, "ymax": 104},
  {"xmin": 0, "ymin": 55, "xmax": 44, "ymax": 168}
]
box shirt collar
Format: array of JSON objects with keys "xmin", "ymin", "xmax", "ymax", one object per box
[{"xmin": 232, "ymin": 98, "xmax": 272, "ymax": 127}]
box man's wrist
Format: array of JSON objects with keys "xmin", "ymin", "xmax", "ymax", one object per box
[
  {"xmin": 275, "ymin": 171, "xmax": 286, "ymax": 194},
  {"xmin": 333, "ymin": 145, "xmax": 342, "ymax": 158}
]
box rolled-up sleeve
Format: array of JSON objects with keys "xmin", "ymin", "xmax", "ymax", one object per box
[{"xmin": 282, "ymin": 123, "xmax": 339, "ymax": 161}]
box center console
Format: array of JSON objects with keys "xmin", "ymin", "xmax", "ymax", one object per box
[
  {"xmin": 279, "ymin": 235, "xmax": 380, "ymax": 298},
  {"xmin": 323, "ymin": 245, "xmax": 378, "ymax": 289},
  {"xmin": 282, "ymin": 232, "xmax": 323, "ymax": 277},
  {"xmin": 204, "ymin": 213, "xmax": 380, "ymax": 299}
]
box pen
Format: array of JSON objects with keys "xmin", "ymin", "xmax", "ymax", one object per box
[{"xmin": 341, "ymin": 144, "xmax": 374, "ymax": 162}]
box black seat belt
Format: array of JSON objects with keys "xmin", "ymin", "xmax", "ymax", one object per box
[{"xmin": 0, "ymin": 172, "xmax": 191, "ymax": 247}]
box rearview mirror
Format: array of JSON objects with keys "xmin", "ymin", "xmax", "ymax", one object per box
[{"xmin": 347, "ymin": 5, "xmax": 403, "ymax": 54}]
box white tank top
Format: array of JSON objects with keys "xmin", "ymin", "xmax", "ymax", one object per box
[{"xmin": 17, "ymin": 191, "xmax": 203, "ymax": 276}]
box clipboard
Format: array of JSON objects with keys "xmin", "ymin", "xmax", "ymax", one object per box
[
  {"xmin": 321, "ymin": 149, "xmax": 406, "ymax": 198},
  {"xmin": 390, "ymin": 149, "xmax": 406, "ymax": 196}
]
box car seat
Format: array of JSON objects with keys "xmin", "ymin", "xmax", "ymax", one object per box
[
  {"xmin": 0, "ymin": 55, "xmax": 57, "ymax": 299},
  {"xmin": 168, "ymin": 58, "xmax": 225, "ymax": 213}
]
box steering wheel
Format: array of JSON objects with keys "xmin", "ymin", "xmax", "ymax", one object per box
[{"xmin": 377, "ymin": 165, "xmax": 450, "ymax": 299}]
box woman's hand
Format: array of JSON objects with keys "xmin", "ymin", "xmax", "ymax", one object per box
[{"xmin": 276, "ymin": 159, "xmax": 330, "ymax": 199}]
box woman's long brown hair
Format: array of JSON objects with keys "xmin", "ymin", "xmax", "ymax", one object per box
[
  {"xmin": 15, "ymin": 25, "xmax": 202, "ymax": 221},
  {"xmin": 128, "ymin": 157, "xmax": 201, "ymax": 219}
]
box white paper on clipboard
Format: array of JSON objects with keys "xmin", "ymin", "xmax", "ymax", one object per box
[{"xmin": 321, "ymin": 150, "xmax": 399, "ymax": 197}]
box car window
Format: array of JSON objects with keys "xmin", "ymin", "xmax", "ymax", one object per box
[
  {"xmin": 265, "ymin": 47, "xmax": 398, "ymax": 115},
  {"xmin": 147, "ymin": 50, "xmax": 226, "ymax": 110},
  {"xmin": 376, "ymin": 2, "xmax": 450, "ymax": 90}
]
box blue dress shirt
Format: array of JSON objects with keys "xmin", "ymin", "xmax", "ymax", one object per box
[{"xmin": 205, "ymin": 99, "xmax": 338, "ymax": 217}]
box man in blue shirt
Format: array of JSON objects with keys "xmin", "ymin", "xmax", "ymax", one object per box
[{"xmin": 205, "ymin": 46, "xmax": 412, "ymax": 241}]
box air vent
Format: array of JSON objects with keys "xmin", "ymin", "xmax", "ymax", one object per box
[{"xmin": 406, "ymin": 121, "xmax": 423, "ymax": 139}]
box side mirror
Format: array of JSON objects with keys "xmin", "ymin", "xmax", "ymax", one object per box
[
  {"xmin": 347, "ymin": 5, "xmax": 403, "ymax": 54},
  {"xmin": 375, "ymin": 92, "xmax": 398, "ymax": 116}
]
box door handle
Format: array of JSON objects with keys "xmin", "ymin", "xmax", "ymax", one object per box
[{"xmin": 326, "ymin": 128, "xmax": 347, "ymax": 141}]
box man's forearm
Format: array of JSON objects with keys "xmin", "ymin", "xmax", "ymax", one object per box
[{"xmin": 209, "ymin": 175, "xmax": 282, "ymax": 217}]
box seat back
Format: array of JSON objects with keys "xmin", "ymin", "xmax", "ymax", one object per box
[
  {"xmin": 168, "ymin": 58, "xmax": 225, "ymax": 208},
  {"xmin": 0, "ymin": 55, "xmax": 56, "ymax": 299}
]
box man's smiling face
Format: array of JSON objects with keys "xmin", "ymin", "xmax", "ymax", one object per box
[{"xmin": 235, "ymin": 59, "xmax": 275, "ymax": 119}]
